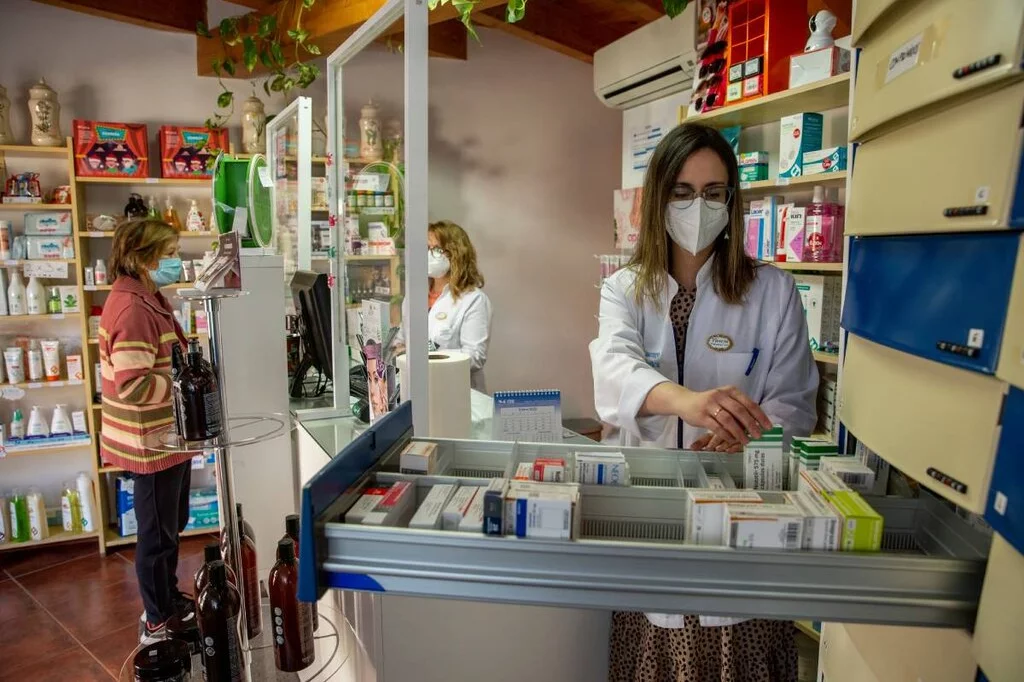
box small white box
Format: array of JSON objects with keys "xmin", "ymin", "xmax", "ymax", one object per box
[
  {"xmin": 723, "ymin": 503, "xmax": 805, "ymax": 550},
  {"xmin": 57, "ymin": 286, "xmax": 80, "ymax": 313},
  {"xmin": 744, "ymin": 427, "xmax": 785, "ymax": 490},
  {"xmin": 798, "ymin": 469, "xmax": 851, "ymax": 496},
  {"xmin": 574, "ymin": 452, "xmax": 631, "ymax": 486},
  {"xmin": 783, "ymin": 207, "xmax": 807, "ymax": 262},
  {"xmin": 442, "ymin": 486, "xmax": 479, "ymax": 530},
  {"xmin": 399, "ymin": 441, "xmax": 439, "ymax": 475},
  {"xmin": 511, "ymin": 491, "xmax": 575, "ymax": 540},
  {"xmin": 360, "ymin": 481, "xmax": 415, "ymax": 526},
  {"xmin": 360, "ymin": 298, "xmax": 391, "ymax": 346},
  {"xmin": 65, "ymin": 354, "xmax": 83, "ymax": 382},
  {"xmin": 787, "ymin": 491, "xmax": 841, "ymax": 550},
  {"xmin": 855, "ymin": 441, "xmax": 891, "ymax": 496},
  {"xmin": 513, "ymin": 462, "xmax": 533, "ymax": 480},
  {"xmin": 409, "ymin": 483, "xmax": 458, "ymax": 530},
  {"xmin": 794, "ymin": 274, "xmax": 842, "ymax": 351},
  {"xmin": 779, "ymin": 113, "xmax": 823, "ymax": 178},
  {"xmin": 789, "ymin": 46, "xmax": 851, "ymax": 89},
  {"xmin": 820, "ymin": 458, "xmax": 877, "ymax": 494},
  {"xmin": 504, "ymin": 481, "xmax": 580, "ymax": 537},
  {"xmin": 686, "ymin": 490, "xmax": 765, "ymax": 545},
  {"xmin": 345, "ymin": 487, "xmax": 389, "ymax": 523},
  {"xmin": 457, "ymin": 479, "xmax": 506, "ymax": 533}
]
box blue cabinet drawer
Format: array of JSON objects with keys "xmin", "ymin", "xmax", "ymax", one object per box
[
  {"xmin": 843, "ymin": 232, "xmax": 1020, "ymax": 374},
  {"xmin": 985, "ymin": 386, "xmax": 1024, "ymax": 556}
]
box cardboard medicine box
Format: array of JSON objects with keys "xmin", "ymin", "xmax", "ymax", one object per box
[
  {"xmin": 793, "ymin": 274, "xmax": 842, "ymax": 351},
  {"xmin": 778, "ymin": 113, "xmax": 823, "ymax": 178},
  {"xmin": 744, "ymin": 425, "xmax": 785, "ymax": 490},
  {"xmin": 73, "ymin": 120, "xmax": 149, "ymax": 178},
  {"xmin": 158, "ymin": 126, "xmax": 229, "ymax": 179},
  {"xmin": 737, "ymin": 151, "xmax": 770, "ymax": 183},
  {"xmin": 802, "ymin": 146, "xmax": 847, "ymax": 175},
  {"xmin": 723, "ymin": 503, "xmax": 805, "ymax": 550}
]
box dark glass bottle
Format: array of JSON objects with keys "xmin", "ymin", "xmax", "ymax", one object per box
[
  {"xmin": 170, "ymin": 344, "xmax": 186, "ymax": 437},
  {"xmin": 239, "ymin": 516, "xmax": 262, "ymax": 639},
  {"xmin": 195, "ymin": 542, "xmax": 237, "ymax": 607},
  {"xmin": 269, "ymin": 539, "xmax": 314, "ymax": 672},
  {"xmin": 196, "ymin": 560, "xmax": 245, "ymax": 682},
  {"xmin": 174, "ymin": 338, "xmax": 222, "ymax": 441},
  {"xmin": 237, "ymin": 503, "xmax": 255, "ymax": 544},
  {"xmin": 283, "ymin": 514, "xmax": 318, "ymax": 631},
  {"xmin": 221, "ymin": 504, "xmax": 254, "ymax": 581}
]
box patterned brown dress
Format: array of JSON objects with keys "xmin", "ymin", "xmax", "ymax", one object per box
[{"xmin": 606, "ymin": 286, "xmax": 799, "ymax": 682}]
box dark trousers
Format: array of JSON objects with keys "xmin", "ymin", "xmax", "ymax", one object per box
[{"xmin": 133, "ymin": 460, "xmax": 191, "ymax": 625}]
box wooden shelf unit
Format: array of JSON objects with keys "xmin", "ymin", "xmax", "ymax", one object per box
[
  {"xmin": 765, "ymin": 261, "xmax": 844, "ymax": 273},
  {"xmin": 741, "ymin": 171, "xmax": 848, "ymax": 195},
  {"xmin": 0, "ymin": 528, "xmax": 98, "ymax": 553},
  {"xmin": 74, "ymin": 176, "xmax": 210, "ymax": 186},
  {"xmin": 0, "ymin": 203, "xmax": 73, "ymax": 211},
  {"xmin": 104, "ymin": 526, "xmax": 215, "ymax": 548},
  {"xmin": 685, "ymin": 74, "xmax": 851, "ymax": 128}
]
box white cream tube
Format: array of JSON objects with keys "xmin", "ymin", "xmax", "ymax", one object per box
[
  {"xmin": 4, "ymin": 347, "xmax": 24, "ymax": 385},
  {"xmin": 40, "ymin": 339, "xmax": 60, "ymax": 382}
]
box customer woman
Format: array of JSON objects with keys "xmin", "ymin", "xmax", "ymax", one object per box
[
  {"xmin": 590, "ymin": 122, "xmax": 818, "ymax": 681},
  {"xmin": 99, "ymin": 218, "xmax": 189, "ymax": 644}
]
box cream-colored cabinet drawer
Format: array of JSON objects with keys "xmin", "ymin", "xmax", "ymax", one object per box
[
  {"xmin": 973, "ymin": 534, "xmax": 1024, "ymax": 682},
  {"xmin": 851, "ymin": 0, "xmax": 902, "ymax": 46},
  {"xmin": 848, "ymin": 80, "xmax": 1024, "ymax": 236},
  {"xmin": 850, "ymin": 0, "xmax": 1024, "ymax": 141},
  {"xmin": 997, "ymin": 238, "xmax": 1024, "ymax": 389},
  {"xmin": 841, "ymin": 334, "xmax": 1006, "ymax": 513}
]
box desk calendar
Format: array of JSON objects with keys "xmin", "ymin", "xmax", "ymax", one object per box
[{"xmin": 492, "ymin": 390, "xmax": 562, "ymax": 443}]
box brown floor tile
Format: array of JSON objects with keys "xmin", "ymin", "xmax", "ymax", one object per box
[
  {"xmin": 112, "ymin": 531, "xmax": 216, "ymax": 564},
  {"xmin": 0, "ymin": 539, "xmax": 97, "ymax": 578},
  {"xmin": 18, "ymin": 553, "xmax": 137, "ymax": 609},
  {"xmin": 38, "ymin": 576, "xmax": 144, "ymax": 643},
  {"xmin": 0, "ymin": 602, "xmax": 77, "ymax": 671},
  {"xmin": 0, "ymin": 646, "xmax": 114, "ymax": 682},
  {"xmin": 83, "ymin": 624, "xmax": 140, "ymax": 677},
  {"xmin": 0, "ymin": 579, "xmax": 38, "ymax": 625}
]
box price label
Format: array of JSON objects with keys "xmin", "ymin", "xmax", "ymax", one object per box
[
  {"xmin": 776, "ymin": 177, "xmax": 791, "ymax": 186},
  {"xmin": 145, "ymin": 178, "xmax": 158, "ymax": 184},
  {"xmin": 739, "ymin": 181, "xmax": 751, "ymax": 190},
  {"xmin": 352, "ymin": 173, "xmax": 390, "ymax": 193},
  {"xmin": 24, "ymin": 261, "xmax": 69, "ymax": 279}
]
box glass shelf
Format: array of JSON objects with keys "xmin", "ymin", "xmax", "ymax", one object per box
[
  {"xmin": 143, "ymin": 413, "xmax": 293, "ymax": 453},
  {"xmin": 174, "ymin": 288, "xmax": 250, "ymax": 303}
]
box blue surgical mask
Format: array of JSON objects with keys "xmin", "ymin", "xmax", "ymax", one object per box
[{"xmin": 149, "ymin": 257, "xmax": 182, "ymax": 287}]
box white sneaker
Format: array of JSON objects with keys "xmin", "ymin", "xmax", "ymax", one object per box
[{"xmin": 139, "ymin": 620, "xmax": 168, "ymax": 646}]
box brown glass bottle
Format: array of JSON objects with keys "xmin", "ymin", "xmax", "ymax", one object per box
[
  {"xmin": 175, "ymin": 338, "xmax": 222, "ymax": 441},
  {"xmin": 196, "ymin": 560, "xmax": 245, "ymax": 682},
  {"xmin": 195, "ymin": 542, "xmax": 237, "ymax": 610},
  {"xmin": 239, "ymin": 516, "xmax": 262, "ymax": 639},
  {"xmin": 283, "ymin": 514, "xmax": 318, "ymax": 631},
  {"xmin": 269, "ymin": 539, "xmax": 314, "ymax": 672},
  {"xmin": 170, "ymin": 344, "xmax": 186, "ymax": 438}
]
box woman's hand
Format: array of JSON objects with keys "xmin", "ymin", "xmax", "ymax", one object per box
[
  {"xmin": 674, "ymin": 385, "xmax": 771, "ymax": 446},
  {"xmin": 690, "ymin": 432, "xmax": 744, "ymax": 453}
]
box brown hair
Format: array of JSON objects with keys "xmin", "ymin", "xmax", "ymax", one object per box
[
  {"xmin": 109, "ymin": 219, "xmax": 179, "ymax": 286},
  {"xmin": 429, "ymin": 220, "xmax": 484, "ymax": 300},
  {"xmin": 629, "ymin": 122, "xmax": 755, "ymax": 307}
]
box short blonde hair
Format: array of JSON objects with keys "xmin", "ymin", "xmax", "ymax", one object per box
[
  {"xmin": 109, "ymin": 219, "xmax": 178, "ymax": 283},
  {"xmin": 429, "ymin": 220, "xmax": 484, "ymax": 300}
]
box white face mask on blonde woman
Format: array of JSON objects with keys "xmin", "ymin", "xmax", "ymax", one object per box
[{"xmin": 427, "ymin": 249, "xmax": 450, "ymax": 278}]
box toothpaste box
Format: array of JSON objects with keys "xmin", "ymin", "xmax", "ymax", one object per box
[
  {"xmin": 574, "ymin": 451, "xmax": 631, "ymax": 486},
  {"xmin": 821, "ymin": 458, "xmax": 877, "ymax": 494},
  {"xmin": 532, "ymin": 457, "xmax": 566, "ymax": 483},
  {"xmin": 786, "ymin": 491, "xmax": 841, "ymax": 550},
  {"xmin": 458, "ymin": 479, "xmax": 507, "ymax": 533},
  {"xmin": 802, "ymin": 146, "xmax": 847, "ymax": 175},
  {"xmin": 686, "ymin": 490, "xmax": 766, "ymax": 545},
  {"xmin": 827, "ymin": 491, "xmax": 884, "ymax": 551},
  {"xmin": 779, "ymin": 112, "xmax": 823, "ymax": 178},
  {"xmin": 360, "ymin": 481, "xmax": 415, "ymax": 526},
  {"xmin": 408, "ymin": 483, "xmax": 459, "ymax": 530},
  {"xmin": 775, "ymin": 203, "xmax": 795, "ymax": 261},
  {"xmin": 784, "ymin": 207, "xmax": 807, "ymax": 262},
  {"xmin": 723, "ymin": 503, "xmax": 805, "ymax": 550},
  {"xmin": 442, "ymin": 486, "xmax": 479, "ymax": 531},
  {"xmin": 399, "ymin": 440, "xmax": 439, "ymax": 475},
  {"xmin": 744, "ymin": 425, "xmax": 785, "ymax": 490},
  {"xmin": 738, "ymin": 151, "xmax": 770, "ymax": 183}
]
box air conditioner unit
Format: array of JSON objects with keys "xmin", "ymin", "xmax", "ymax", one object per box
[{"xmin": 594, "ymin": 8, "xmax": 697, "ymax": 110}]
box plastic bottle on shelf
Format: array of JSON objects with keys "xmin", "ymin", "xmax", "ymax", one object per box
[
  {"xmin": 61, "ymin": 481, "xmax": 83, "ymax": 533},
  {"xmin": 196, "ymin": 560, "xmax": 245, "ymax": 682},
  {"xmin": 26, "ymin": 488, "xmax": 49, "ymax": 541},
  {"xmin": 26, "ymin": 406, "xmax": 49, "ymax": 439},
  {"xmin": 94, "ymin": 259, "xmax": 107, "ymax": 285},
  {"xmin": 47, "ymin": 287, "xmax": 61, "ymax": 314},
  {"xmin": 0, "ymin": 493, "xmax": 10, "ymax": 544},
  {"xmin": 25, "ymin": 276, "xmax": 45, "ymax": 315},
  {"xmin": 7, "ymin": 269, "xmax": 26, "ymax": 315},
  {"xmin": 803, "ymin": 186, "xmax": 831, "ymax": 263},
  {"xmin": 186, "ymin": 200, "xmax": 205, "ymax": 233},
  {"xmin": 0, "ymin": 268, "xmax": 8, "ymax": 316},
  {"xmin": 195, "ymin": 542, "xmax": 237, "ymax": 604},
  {"xmin": 9, "ymin": 409, "xmax": 25, "ymax": 439},
  {"xmin": 88, "ymin": 305, "xmax": 103, "ymax": 339},
  {"xmin": 163, "ymin": 196, "xmax": 183, "ymax": 232},
  {"xmin": 76, "ymin": 472, "xmax": 97, "ymax": 533},
  {"xmin": 270, "ymin": 538, "xmax": 315, "ymax": 672},
  {"xmin": 827, "ymin": 187, "xmax": 845, "ymax": 262},
  {"xmin": 147, "ymin": 196, "xmax": 160, "ymax": 219},
  {"xmin": 9, "ymin": 489, "xmax": 30, "ymax": 542},
  {"xmin": 51, "ymin": 404, "xmax": 72, "ymax": 436},
  {"xmin": 27, "ymin": 341, "xmax": 44, "ymax": 382}
]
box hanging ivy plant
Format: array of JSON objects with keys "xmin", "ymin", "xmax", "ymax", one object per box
[{"xmin": 198, "ymin": 0, "xmax": 690, "ymax": 127}]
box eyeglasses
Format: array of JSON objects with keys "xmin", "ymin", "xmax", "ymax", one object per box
[
  {"xmin": 671, "ymin": 185, "xmax": 734, "ymax": 208},
  {"xmin": 699, "ymin": 58, "xmax": 726, "ymax": 79},
  {"xmin": 428, "ymin": 247, "xmax": 446, "ymax": 258}
]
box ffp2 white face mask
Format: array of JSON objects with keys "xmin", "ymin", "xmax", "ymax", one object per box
[
  {"xmin": 665, "ymin": 198, "xmax": 730, "ymax": 255},
  {"xmin": 427, "ymin": 250, "xmax": 450, "ymax": 278}
]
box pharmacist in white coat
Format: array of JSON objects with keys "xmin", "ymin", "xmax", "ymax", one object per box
[
  {"xmin": 591, "ymin": 123, "xmax": 817, "ymax": 682},
  {"xmin": 421, "ymin": 220, "xmax": 492, "ymax": 392}
]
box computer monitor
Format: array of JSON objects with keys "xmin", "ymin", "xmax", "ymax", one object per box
[{"xmin": 289, "ymin": 270, "xmax": 332, "ymax": 398}]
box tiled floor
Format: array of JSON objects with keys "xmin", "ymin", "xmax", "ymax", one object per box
[{"xmin": 0, "ymin": 533, "xmax": 216, "ymax": 681}]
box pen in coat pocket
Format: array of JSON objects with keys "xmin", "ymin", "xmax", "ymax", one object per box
[{"xmin": 745, "ymin": 348, "xmax": 760, "ymax": 376}]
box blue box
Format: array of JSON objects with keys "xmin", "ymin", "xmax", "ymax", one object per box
[
  {"xmin": 116, "ymin": 476, "xmax": 136, "ymax": 536},
  {"xmin": 779, "ymin": 113, "xmax": 823, "ymax": 178},
  {"xmin": 186, "ymin": 488, "xmax": 219, "ymax": 530}
]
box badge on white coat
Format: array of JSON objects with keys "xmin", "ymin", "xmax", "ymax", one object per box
[{"xmin": 706, "ymin": 333, "xmax": 733, "ymax": 352}]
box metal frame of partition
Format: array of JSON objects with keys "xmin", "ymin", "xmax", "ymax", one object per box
[
  {"xmin": 267, "ymin": 95, "xmax": 313, "ymax": 270},
  {"xmin": 326, "ymin": 0, "xmax": 429, "ymax": 433}
]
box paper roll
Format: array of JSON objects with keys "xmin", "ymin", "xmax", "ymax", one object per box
[{"xmin": 396, "ymin": 351, "xmax": 472, "ymax": 439}]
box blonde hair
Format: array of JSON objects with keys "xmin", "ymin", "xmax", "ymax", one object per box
[
  {"xmin": 429, "ymin": 220, "xmax": 484, "ymax": 300},
  {"xmin": 630, "ymin": 122, "xmax": 755, "ymax": 307},
  {"xmin": 109, "ymin": 219, "xmax": 179, "ymax": 284}
]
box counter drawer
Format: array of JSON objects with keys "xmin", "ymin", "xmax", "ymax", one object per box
[
  {"xmin": 851, "ymin": 0, "xmax": 900, "ymax": 46},
  {"xmin": 841, "ymin": 334, "xmax": 1006, "ymax": 514},
  {"xmin": 843, "ymin": 233, "xmax": 1021, "ymax": 375},
  {"xmin": 972, "ymin": 534, "xmax": 1024, "ymax": 682},
  {"xmin": 847, "ymin": 80, "xmax": 1024, "ymax": 236},
  {"xmin": 985, "ymin": 387, "xmax": 1024, "ymax": 556},
  {"xmin": 850, "ymin": 0, "xmax": 1024, "ymax": 141},
  {"xmin": 996, "ymin": 241, "xmax": 1024, "ymax": 389}
]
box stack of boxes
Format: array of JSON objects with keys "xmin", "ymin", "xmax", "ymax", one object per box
[{"xmin": 794, "ymin": 273, "xmax": 841, "ymax": 353}]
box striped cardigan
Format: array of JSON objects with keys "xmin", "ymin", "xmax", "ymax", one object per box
[{"xmin": 99, "ymin": 276, "xmax": 191, "ymax": 474}]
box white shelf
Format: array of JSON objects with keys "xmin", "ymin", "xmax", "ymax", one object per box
[
  {"xmin": 1, "ymin": 438, "xmax": 93, "ymax": 457},
  {"xmin": 741, "ymin": 171, "xmax": 847, "ymax": 194},
  {"xmin": 5, "ymin": 379, "xmax": 85, "ymax": 390},
  {"xmin": 81, "ymin": 230, "xmax": 217, "ymax": 238},
  {"xmin": 686, "ymin": 74, "xmax": 851, "ymax": 128}
]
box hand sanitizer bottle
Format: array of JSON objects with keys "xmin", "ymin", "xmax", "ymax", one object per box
[{"xmin": 26, "ymin": 275, "xmax": 45, "ymax": 315}]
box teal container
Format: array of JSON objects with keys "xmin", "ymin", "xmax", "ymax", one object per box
[{"xmin": 9, "ymin": 489, "xmax": 30, "ymax": 542}]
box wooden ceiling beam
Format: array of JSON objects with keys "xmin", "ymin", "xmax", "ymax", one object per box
[
  {"xmin": 197, "ymin": 0, "xmax": 503, "ymax": 77},
  {"xmin": 476, "ymin": 0, "xmax": 624, "ymax": 64},
  {"xmin": 372, "ymin": 20, "xmax": 468, "ymax": 60},
  {"xmin": 625, "ymin": 0, "xmax": 665, "ymax": 22},
  {"xmin": 33, "ymin": 0, "xmax": 206, "ymax": 33}
]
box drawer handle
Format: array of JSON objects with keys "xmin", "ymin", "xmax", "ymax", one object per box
[
  {"xmin": 926, "ymin": 467, "xmax": 968, "ymax": 495},
  {"xmin": 936, "ymin": 340, "xmax": 980, "ymax": 358},
  {"xmin": 953, "ymin": 54, "xmax": 1002, "ymax": 79},
  {"xmin": 943, "ymin": 205, "xmax": 988, "ymax": 218}
]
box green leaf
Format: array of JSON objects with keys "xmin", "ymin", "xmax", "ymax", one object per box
[
  {"xmin": 304, "ymin": 42, "xmax": 321, "ymax": 55},
  {"xmin": 243, "ymin": 36, "xmax": 258, "ymax": 71},
  {"xmin": 258, "ymin": 48, "xmax": 273, "ymax": 68},
  {"xmin": 196, "ymin": 20, "xmax": 211, "ymax": 38},
  {"xmin": 287, "ymin": 28, "xmax": 310, "ymax": 43},
  {"xmin": 271, "ymin": 42, "xmax": 285, "ymax": 66},
  {"xmin": 282, "ymin": 77, "xmax": 296, "ymax": 92},
  {"xmin": 452, "ymin": 0, "xmax": 480, "ymax": 42},
  {"xmin": 219, "ymin": 17, "xmax": 236, "ymax": 38},
  {"xmin": 217, "ymin": 90, "xmax": 234, "ymax": 109},
  {"xmin": 222, "ymin": 57, "xmax": 236, "ymax": 76},
  {"xmin": 661, "ymin": 0, "xmax": 688, "ymax": 19},
  {"xmin": 263, "ymin": 79, "xmax": 272, "ymax": 97},
  {"xmin": 505, "ymin": 0, "xmax": 526, "ymax": 23},
  {"xmin": 211, "ymin": 58, "xmax": 222, "ymax": 76},
  {"xmin": 303, "ymin": 0, "xmax": 315, "ymax": 7},
  {"xmin": 270, "ymin": 74, "xmax": 286, "ymax": 92},
  {"xmin": 258, "ymin": 14, "xmax": 276, "ymax": 38}
]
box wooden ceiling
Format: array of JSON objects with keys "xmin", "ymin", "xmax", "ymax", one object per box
[{"xmin": 35, "ymin": 0, "xmax": 852, "ymax": 70}]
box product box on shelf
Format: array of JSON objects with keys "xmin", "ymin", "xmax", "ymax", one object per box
[
  {"xmin": 158, "ymin": 126, "xmax": 229, "ymax": 179},
  {"xmin": 821, "ymin": 457, "xmax": 876, "ymax": 495},
  {"xmin": 24, "ymin": 212, "xmax": 72, "ymax": 236},
  {"xmin": 783, "ymin": 207, "xmax": 808, "ymax": 262},
  {"xmin": 73, "ymin": 120, "xmax": 149, "ymax": 178},
  {"xmin": 723, "ymin": 502, "xmax": 805, "ymax": 550},
  {"xmin": 789, "ymin": 46, "xmax": 851, "ymax": 89},
  {"xmin": 409, "ymin": 483, "xmax": 459, "ymax": 530},
  {"xmin": 686, "ymin": 490, "xmax": 766, "ymax": 545},
  {"xmin": 828, "ymin": 491, "xmax": 884, "ymax": 551},
  {"xmin": 778, "ymin": 113, "xmax": 823, "ymax": 179},
  {"xmin": 738, "ymin": 152, "xmax": 770, "ymax": 183},
  {"xmin": 744, "ymin": 425, "xmax": 785, "ymax": 490},
  {"xmin": 185, "ymin": 488, "xmax": 219, "ymax": 530},
  {"xmin": 794, "ymin": 274, "xmax": 841, "ymax": 351},
  {"xmin": 786, "ymin": 491, "xmax": 841, "ymax": 550},
  {"xmin": 26, "ymin": 235, "xmax": 73, "ymax": 260},
  {"xmin": 803, "ymin": 146, "xmax": 847, "ymax": 175},
  {"xmin": 116, "ymin": 476, "xmax": 136, "ymax": 536},
  {"xmin": 57, "ymin": 286, "xmax": 80, "ymax": 313}
]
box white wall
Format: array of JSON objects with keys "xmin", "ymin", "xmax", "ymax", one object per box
[{"xmin": 0, "ymin": 2, "xmax": 618, "ymax": 498}]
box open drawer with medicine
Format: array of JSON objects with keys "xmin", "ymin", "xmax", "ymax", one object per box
[
  {"xmin": 298, "ymin": 402, "xmax": 991, "ymax": 628},
  {"xmin": 847, "ymin": 80, "xmax": 1024, "ymax": 236},
  {"xmin": 849, "ymin": 0, "xmax": 1024, "ymax": 142}
]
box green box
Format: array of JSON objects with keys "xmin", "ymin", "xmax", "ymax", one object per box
[
  {"xmin": 826, "ymin": 491, "xmax": 883, "ymax": 551},
  {"xmin": 739, "ymin": 164, "xmax": 769, "ymax": 183}
]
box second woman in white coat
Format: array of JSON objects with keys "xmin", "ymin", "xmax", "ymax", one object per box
[
  {"xmin": 591, "ymin": 122, "xmax": 818, "ymax": 680},
  {"xmin": 425, "ymin": 220, "xmax": 492, "ymax": 392}
]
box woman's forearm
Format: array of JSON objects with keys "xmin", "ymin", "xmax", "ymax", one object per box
[{"xmin": 638, "ymin": 381, "xmax": 689, "ymax": 418}]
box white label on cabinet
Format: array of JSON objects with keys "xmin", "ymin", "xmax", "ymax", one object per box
[
  {"xmin": 975, "ymin": 186, "xmax": 990, "ymax": 203},
  {"xmin": 885, "ymin": 32, "xmax": 923, "ymax": 84},
  {"xmin": 967, "ymin": 329, "xmax": 985, "ymax": 349},
  {"xmin": 993, "ymin": 491, "xmax": 1008, "ymax": 515},
  {"xmin": 24, "ymin": 261, "xmax": 69, "ymax": 279}
]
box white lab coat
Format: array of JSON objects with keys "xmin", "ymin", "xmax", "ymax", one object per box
[
  {"xmin": 427, "ymin": 285, "xmax": 492, "ymax": 392},
  {"xmin": 590, "ymin": 256, "xmax": 818, "ymax": 629}
]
